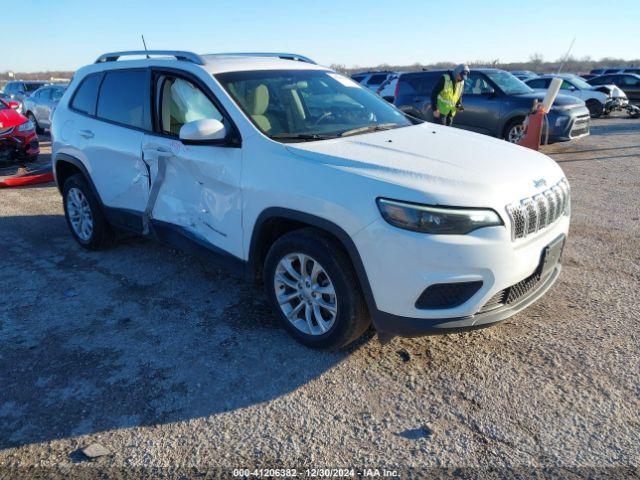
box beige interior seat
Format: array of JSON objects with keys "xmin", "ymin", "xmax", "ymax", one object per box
[{"xmin": 248, "ymin": 85, "xmax": 283, "ymax": 133}]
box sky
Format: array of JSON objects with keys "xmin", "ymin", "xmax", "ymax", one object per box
[{"xmin": 4, "ymin": 0, "xmax": 640, "ymax": 72}]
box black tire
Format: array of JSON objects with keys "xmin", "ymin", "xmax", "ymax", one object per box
[
  {"xmin": 62, "ymin": 174, "xmax": 112, "ymax": 250},
  {"xmin": 26, "ymin": 112, "xmax": 44, "ymax": 135},
  {"xmin": 586, "ymin": 99, "xmax": 603, "ymax": 118},
  {"xmin": 263, "ymin": 228, "xmax": 370, "ymax": 350},
  {"xmin": 503, "ymin": 117, "xmax": 526, "ymax": 143}
]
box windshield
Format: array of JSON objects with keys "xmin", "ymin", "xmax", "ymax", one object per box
[
  {"xmin": 25, "ymin": 83, "xmax": 44, "ymax": 93},
  {"xmin": 51, "ymin": 86, "xmax": 66, "ymax": 101},
  {"xmin": 216, "ymin": 69, "xmax": 413, "ymax": 142},
  {"xmin": 484, "ymin": 71, "xmax": 532, "ymax": 95},
  {"xmin": 0, "ymin": 100, "xmax": 7, "ymax": 110},
  {"xmin": 566, "ymin": 76, "xmax": 592, "ymax": 89}
]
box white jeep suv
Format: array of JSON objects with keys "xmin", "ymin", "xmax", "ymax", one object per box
[{"xmin": 52, "ymin": 50, "xmax": 570, "ymax": 349}]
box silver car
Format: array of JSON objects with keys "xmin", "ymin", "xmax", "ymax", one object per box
[{"xmin": 23, "ymin": 84, "xmax": 67, "ymax": 133}]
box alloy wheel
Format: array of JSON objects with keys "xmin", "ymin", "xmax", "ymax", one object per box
[
  {"xmin": 273, "ymin": 253, "xmax": 337, "ymax": 336},
  {"xmin": 66, "ymin": 187, "xmax": 94, "ymax": 241},
  {"xmin": 507, "ymin": 124, "xmax": 525, "ymax": 143}
]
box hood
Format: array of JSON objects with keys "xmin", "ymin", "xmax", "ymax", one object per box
[
  {"xmin": 286, "ymin": 123, "xmax": 565, "ymax": 208},
  {"xmin": 513, "ymin": 91, "xmax": 583, "ymax": 108},
  {"xmin": 594, "ymin": 84, "xmax": 627, "ymax": 99},
  {"xmin": 0, "ymin": 104, "xmax": 27, "ymax": 130}
]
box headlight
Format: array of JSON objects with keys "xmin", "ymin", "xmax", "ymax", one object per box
[
  {"xmin": 377, "ymin": 198, "xmax": 503, "ymax": 234},
  {"xmin": 555, "ymin": 115, "xmax": 569, "ymax": 127},
  {"xmin": 18, "ymin": 120, "xmax": 35, "ymax": 132}
]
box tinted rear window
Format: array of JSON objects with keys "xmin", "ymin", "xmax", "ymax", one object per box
[
  {"xmin": 97, "ymin": 70, "xmax": 148, "ymax": 129},
  {"xmin": 367, "ymin": 74, "xmax": 387, "ymax": 85},
  {"xmin": 71, "ymin": 73, "xmax": 103, "ymax": 115},
  {"xmin": 25, "ymin": 83, "xmax": 44, "ymax": 92},
  {"xmin": 397, "ymin": 73, "xmax": 440, "ymax": 97},
  {"xmin": 527, "ymin": 78, "xmax": 549, "ymax": 89}
]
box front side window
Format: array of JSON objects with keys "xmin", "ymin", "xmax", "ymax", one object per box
[
  {"xmin": 560, "ymin": 80, "xmax": 575, "ymax": 90},
  {"xmin": 216, "ymin": 69, "xmax": 412, "ymax": 141},
  {"xmin": 70, "ymin": 73, "xmax": 102, "ymax": 115},
  {"xmin": 527, "ymin": 78, "xmax": 549, "ymax": 89},
  {"xmin": 159, "ymin": 76, "xmax": 223, "ymax": 136},
  {"xmin": 619, "ymin": 75, "xmax": 640, "ymax": 86},
  {"xmin": 97, "ymin": 70, "xmax": 148, "ymax": 129},
  {"xmin": 464, "ymin": 73, "xmax": 494, "ymax": 95}
]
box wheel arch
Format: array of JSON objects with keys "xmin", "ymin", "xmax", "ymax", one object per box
[
  {"xmin": 53, "ymin": 153, "xmax": 103, "ymax": 206},
  {"xmin": 247, "ymin": 208, "xmax": 377, "ymax": 313}
]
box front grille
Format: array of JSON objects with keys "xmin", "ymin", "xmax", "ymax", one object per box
[
  {"xmin": 506, "ymin": 179, "xmax": 570, "ymax": 241},
  {"xmin": 477, "ymin": 270, "xmax": 541, "ymax": 314},
  {"xmin": 570, "ymin": 115, "xmax": 590, "ymax": 138}
]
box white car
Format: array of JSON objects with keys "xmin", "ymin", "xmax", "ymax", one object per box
[
  {"xmin": 351, "ymin": 71, "xmax": 397, "ymax": 93},
  {"xmin": 526, "ymin": 74, "xmax": 611, "ymax": 118},
  {"xmin": 52, "ymin": 50, "xmax": 571, "ymax": 349}
]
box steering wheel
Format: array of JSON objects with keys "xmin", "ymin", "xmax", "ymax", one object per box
[{"xmin": 313, "ymin": 112, "xmax": 334, "ymax": 126}]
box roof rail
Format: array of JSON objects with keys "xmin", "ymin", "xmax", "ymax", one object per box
[
  {"xmin": 95, "ymin": 50, "xmax": 204, "ymax": 65},
  {"xmin": 203, "ymin": 52, "xmax": 316, "ymax": 65}
]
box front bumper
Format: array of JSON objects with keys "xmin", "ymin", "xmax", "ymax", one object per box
[
  {"xmin": 545, "ymin": 108, "xmax": 590, "ymax": 143},
  {"xmin": 0, "ymin": 131, "xmax": 39, "ymax": 162},
  {"xmin": 373, "ymin": 264, "xmax": 561, "ymax": 336},
  {"xmin": 353, "ymin": 214, "xmax": 570, "ymax": 335}
]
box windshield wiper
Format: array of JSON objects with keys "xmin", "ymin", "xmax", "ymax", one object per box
[
  {"xmin": 338, "ymin": 123, "xmax": 402, "ymax": 138},
  {"xmin": 270, "ymin": 133, "xmax": 336, "ymax": 142}
]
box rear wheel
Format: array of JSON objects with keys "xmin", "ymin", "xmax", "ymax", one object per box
[
  {"xmin": 26, "ymin": 112, "xmax": 44, "ymax": 135},
  {"xmin": 263, "ymin": 228, "xmax": 370, "ymax": 349},
  {"xmin": 586, "ymin": 99, "xmax": 603, "ymax": 118},
  {"xmin": 62, "ymin": 174, "xmax": 112, "ymax": 250}
]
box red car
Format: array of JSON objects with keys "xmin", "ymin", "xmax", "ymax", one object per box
[{"xmin": 0, "ymin": 98, "xmax": 39, "ymax": 163}]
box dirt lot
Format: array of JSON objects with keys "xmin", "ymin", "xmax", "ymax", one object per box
[{"xmin": 1, "ymin": 116, "xmax": 639, "ymax": 477}]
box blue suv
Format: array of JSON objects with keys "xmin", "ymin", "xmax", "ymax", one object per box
[{"xmin": 394, "ymin": 68, "xmax": 590, "ymax": 143}]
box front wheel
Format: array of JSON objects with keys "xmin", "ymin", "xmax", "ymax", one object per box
[
  {"xmin": 503, "ymin": 118, "xmax": 526, "ymax": 143},
  {"xmin": 263, "ymin": 228, "xmax": 370, "ymax": 349},
  {"xmin": 586, "ymin": 99, "xmax": 603, "ymax": 118}
]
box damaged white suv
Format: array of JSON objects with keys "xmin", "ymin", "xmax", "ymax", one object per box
[{"xmin": 52, "ymin": 50, "xmax": 570, "ymax": 349}]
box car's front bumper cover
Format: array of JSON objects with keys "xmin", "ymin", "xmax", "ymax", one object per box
[{"xmin": 372, "ymin": 263, "xmax": 561, "ymax": 336}]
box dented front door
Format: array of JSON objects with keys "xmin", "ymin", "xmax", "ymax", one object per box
[{"xmin": 141, "ymin": 135, "xmax": 243, "ymax": 259}]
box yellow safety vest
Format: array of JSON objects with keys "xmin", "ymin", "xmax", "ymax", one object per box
[{"xmin": 437, "ymin": 74, "xmax": 464, "ymax": 117}]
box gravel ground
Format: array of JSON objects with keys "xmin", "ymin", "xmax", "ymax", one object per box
[{"xmin": 1, "ymin": 116, "xmax": 639, "ymax": 477}]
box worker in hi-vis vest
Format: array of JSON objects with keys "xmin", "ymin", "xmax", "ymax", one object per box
[{"xmin": 430, "ymin": 64, "xmax": 470, "ymax": 126}]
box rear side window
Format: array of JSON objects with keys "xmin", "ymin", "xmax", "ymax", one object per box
[
  {"xmin": 367, "ymin": 74, "xmax": 387, "ymax": 86},
  {"xmin": 527, "ymin": 78, "xmax": 549, "ymax": 89},
  {"xmin": 397, "ymin": 74, "xmax": 439, "ymax": 97},
  {"xmin": 71, "ymin": 73, "xmax": 102, "ymax": 115},
  {"xmin": 97, "ymin": 70, "xmax": 148, "ymax": 129}
]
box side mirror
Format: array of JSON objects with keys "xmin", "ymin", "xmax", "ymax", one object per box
[
  {"xmin": 8, "ymin": 101, "xmax": 20, "ymax": 110},
  {"xmin": 179, "ymin": 119, "xmax": 227, "ymax": 142},
  {"xmin": 482, "ymin": 87, "xmax": 496, "ymax": 97}
]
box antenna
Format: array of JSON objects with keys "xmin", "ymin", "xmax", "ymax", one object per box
[
  {"xmin": 141, "ymin": 35, "xmax": 150, "ymax": 59},
  {"xmin": 557, "ymin": 37, "xmax": 576, "ymax": 74}
]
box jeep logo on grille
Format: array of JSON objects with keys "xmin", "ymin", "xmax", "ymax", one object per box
[{"xmin": 533, "ymin": 178, "xmax": 547, "ymax": 188}]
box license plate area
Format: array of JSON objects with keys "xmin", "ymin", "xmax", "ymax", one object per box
[{"xmin": 539, "ymin": 235, "xmax": 565, "ymax": 278}]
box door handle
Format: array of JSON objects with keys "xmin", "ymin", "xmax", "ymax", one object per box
[
  {"xmin": 78, "ymin": 129, "xmax": 94, "ymax": 139},
  {"xmin": 413, "ymin": 97, "xmax": 422, "ymax": 102}
]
